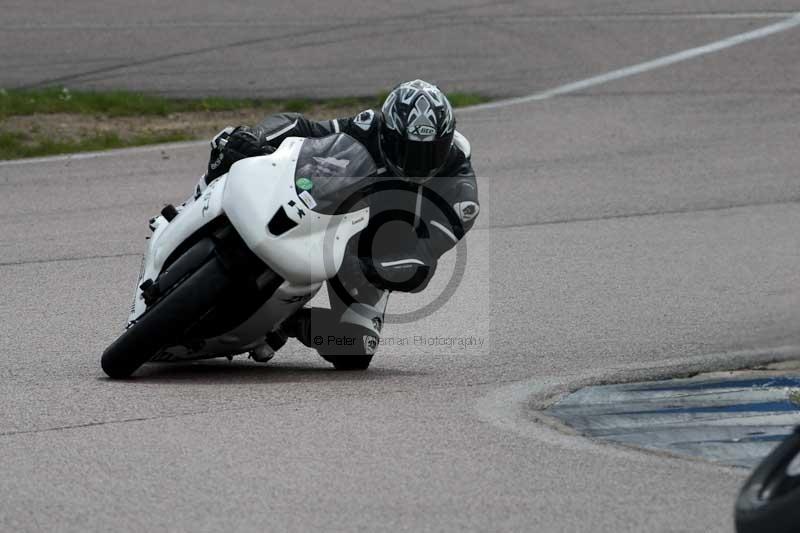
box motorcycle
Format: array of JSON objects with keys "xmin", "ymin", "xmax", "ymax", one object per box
[
  {"xmin": 101, "ymin": 133, "xmax": 381, "ymax": 378},
  {"xmin": 735, "ymin": 426, "xmax": 800, "ymax": 532}
]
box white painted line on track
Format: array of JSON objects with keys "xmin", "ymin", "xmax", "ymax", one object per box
[
  {"xmin": 3, "ymin": 12, "xmax": 799, "ymax": 167},
  {"xmin": 490, "ymin": 12, "xmax": 799, "ymax": 22},
  {"xmin": 461, "ymin": 12, "xmax": 800, "ymax": 113}
]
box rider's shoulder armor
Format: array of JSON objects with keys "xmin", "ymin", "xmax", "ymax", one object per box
[{"xmin": 453, "ymin": 130, "xmax": 471, "ymax": 159}]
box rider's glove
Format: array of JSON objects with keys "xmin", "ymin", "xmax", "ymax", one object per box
[{"xmin": 205, "ymin": 126, "xmax": 270, "ymax": 181}]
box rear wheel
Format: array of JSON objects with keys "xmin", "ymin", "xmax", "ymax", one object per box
[
  {"xmin": 322, "ymin": 354, "xmax": 373, "ymax": 370},
  {"xmin": 735, "ymin": 427, "xmax": 800, "ymax": 533},
  {"xmin": 101, "ymin": 255, "xmax": 231, "ymax": 379}
]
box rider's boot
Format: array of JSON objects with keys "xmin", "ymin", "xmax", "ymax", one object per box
[{"xmin": 281, "ymin": 300, "xmax": 385, "ymax": 359}]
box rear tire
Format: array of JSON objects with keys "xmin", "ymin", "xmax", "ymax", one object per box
[
  {"xmin": 101, "ymin": 255, "xmax": 231, "ymax": 379},
  {"xmin": 322, "ymin": 354, "xmax": 373, "ymax": 370},
  {"xmin": 735, "ymin": 428, "xmax": 800, "ymax": 533}
]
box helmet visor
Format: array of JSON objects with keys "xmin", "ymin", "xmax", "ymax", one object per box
[{"xmin": 382, "ymin": 130, "xmax": 453, "ymax": 181}]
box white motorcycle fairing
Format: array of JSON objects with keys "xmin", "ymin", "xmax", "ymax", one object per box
[
  {"xmin": 224, "ymin": 137, "xmax": 368, "ymax": 284},
  {"xmin": 127, "ymin": 135, "xmax": 372, "ymax": 362}
]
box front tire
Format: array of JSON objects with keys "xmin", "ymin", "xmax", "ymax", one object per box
[
  {"xmin": 101, "ymin": 255, "xmax": 231, "ymax": 379},
  {"xmin": 735, "ymin": 427, "xmax": 800, "ymax": 533}
]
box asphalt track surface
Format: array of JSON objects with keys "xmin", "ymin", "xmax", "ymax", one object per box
[{"xmin": 2, "ymin": 2, "xmax": 800, "ymax": 532}]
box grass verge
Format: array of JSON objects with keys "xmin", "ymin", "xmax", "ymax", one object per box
[
  {"xmin": 0, "ymin": 87, "xmax": 488, "ymax": 160},
  {"xmin": 0, "ymin": 131, "xmax": 192, "ymax": 160}
]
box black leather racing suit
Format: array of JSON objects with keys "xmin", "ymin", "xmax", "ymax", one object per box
[{"xmin": 208, "ymin": 109, "xmax": 480, "ymax": 359}]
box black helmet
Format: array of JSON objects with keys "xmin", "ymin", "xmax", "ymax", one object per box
[{"xmin": 379, "ymin": 80, "xmax": 455, "ymax": 182}]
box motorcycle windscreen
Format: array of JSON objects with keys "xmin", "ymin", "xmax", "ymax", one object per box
[{"xmin": 293, "ymin": 134, "xmax": 377, "ymax": 215}]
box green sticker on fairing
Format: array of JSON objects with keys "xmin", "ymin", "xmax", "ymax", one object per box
[{"xmin": 296, "ymin": 177, "xmax": 313, "ymax": 190}]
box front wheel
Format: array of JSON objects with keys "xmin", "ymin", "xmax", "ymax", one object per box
[
  {"xmin": 101, "ymin": 255, "xmax": 232, "ymax": 379},
  {"xmin": 735, "ymin": 427, "xmax": 800, "ymax": 533}
]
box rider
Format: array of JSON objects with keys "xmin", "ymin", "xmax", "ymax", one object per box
[{"xmin": 196, "ymin": 79, "xmax": 479, "ymax": 368}]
